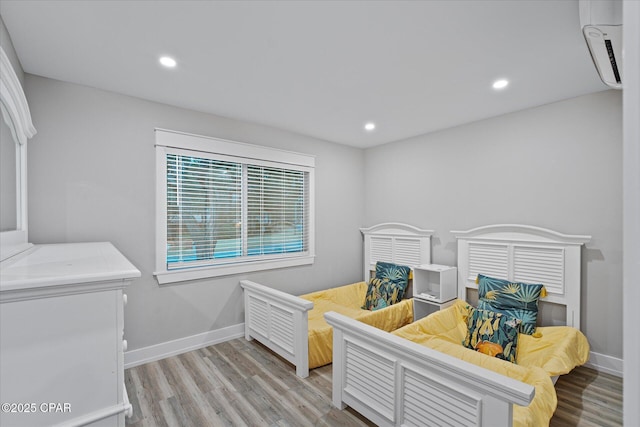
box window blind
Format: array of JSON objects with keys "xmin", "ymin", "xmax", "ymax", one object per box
[
  {"xmin": 247, "ymin": 165, "xmax": 308, "ymax": 257},
  {"xmin": 165, "ymin": 153, "xmax": 309, "ymax": 270}
]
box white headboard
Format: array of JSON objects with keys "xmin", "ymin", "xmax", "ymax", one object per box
[
  {"xmin": 452, "ymin": 224, "xmax": 591, "ymax": 329},
  {"xmin": 360, "ymin": 223, "xmax": 434, "ymax": 280}
]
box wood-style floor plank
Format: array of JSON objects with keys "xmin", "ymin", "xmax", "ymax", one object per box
[
  {"xmin": 550, "ymin": 367, "xmax": 623, "ymax": 427},
  {"xmin": 126, "ymin": 338, "xmax": 622, "ymax": 427}
]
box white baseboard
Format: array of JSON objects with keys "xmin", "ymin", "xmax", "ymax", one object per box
[
  {"xmin": 584, "ymin": 350, "xmax": 623, "ymax": 377},
  {"xmin": 124, "ymin": 326, "xmax": 624, "ymax": 379},
  {"xmin": 124, "ymin": 323, "xmax": 245, "ymax": 369}
]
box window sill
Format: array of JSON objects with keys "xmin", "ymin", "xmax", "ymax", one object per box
[{"xmin": 154, "ymin": 255, "xmax": 314, "ymax": 284}]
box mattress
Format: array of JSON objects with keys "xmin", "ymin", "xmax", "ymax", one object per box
[{"xmin": 301, "ymin": 281, "xmax": 414, "ymax": 369}]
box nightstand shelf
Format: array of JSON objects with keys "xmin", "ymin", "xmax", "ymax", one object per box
[{"xmin": 412, "ymin": 264, "xmax": 457, "ymax": 321}]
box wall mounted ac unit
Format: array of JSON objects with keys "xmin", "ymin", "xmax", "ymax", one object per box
[{"xmin": 579, "ymin": 0, "xmax": 623, "ymax": 89}]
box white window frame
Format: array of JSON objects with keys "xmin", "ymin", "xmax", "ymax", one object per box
[{"xmin": 154, "ymin": 129, "xmax": 315, "ymax": 284}]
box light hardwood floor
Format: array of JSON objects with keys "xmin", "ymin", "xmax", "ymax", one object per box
[{"xmin": 125, "ymin": 338, "xmax": 622, "ymax": 427}]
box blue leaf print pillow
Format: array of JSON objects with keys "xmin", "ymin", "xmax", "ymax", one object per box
[
  {"xmin": 375, "ymin": 262, "xmax": 411, "ymax": 299},
  {"xmin": 477, "ymin": 274, "xmax": 545, "ymax": 335},
  {"xmin": 362, "ymin": 262, "xmax": 411, "ymax": 310},
  {"xmin": 362, "ymin": 278, "xmax": 393, "ymax": 310}
]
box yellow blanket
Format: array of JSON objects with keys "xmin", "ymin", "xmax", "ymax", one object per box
[
  {"xmin": 518, "ymin": 326, "xmax": 590, "ymax": 376},
  {"xmin": 301, "ymin": 282, "xmax": 414, "ymax": 369},
  {"xmin": 392, "ymin": 300, "xmax": 590, "ymax": 427}
]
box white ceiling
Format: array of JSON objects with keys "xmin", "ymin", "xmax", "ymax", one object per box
[{"xmin": 1, "ymin": 0, "xmax": 607, "ymax": 148}]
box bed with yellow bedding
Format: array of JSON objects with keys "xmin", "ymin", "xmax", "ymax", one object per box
[
  {"xmin": 395, "ymin": 299, "xmax": 590, "ymax": 377},
  {"xmin": 325, "ymin": 224, "xmax": 592, "ymax": 426},
  {"xmin": 241, "ymin": 223, "xmax": 433, "ymax": 378},
  {"xmin": 390, "ymin": 299, "xmax": 589, "ymax": 426}
]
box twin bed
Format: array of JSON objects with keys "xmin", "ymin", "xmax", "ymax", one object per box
[
  {"xmin": 241, "ymin": 223, "xmax": 433, "ymax": 377},
  {"xmin": 242, "ymin": 223, "xmax": 591, "ymax": 426}
]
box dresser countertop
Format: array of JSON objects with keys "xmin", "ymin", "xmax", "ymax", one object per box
[{"xmin": 0, "ymin": 242, "xmax": 141, "ymax": 292}]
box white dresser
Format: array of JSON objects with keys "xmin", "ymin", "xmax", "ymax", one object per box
[{"xmin": 0, "ymin": 242, "xmax": 140, "ymax": 427}]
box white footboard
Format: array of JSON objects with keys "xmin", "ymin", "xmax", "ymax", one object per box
[
  {"xmin": 240, "ymin": 280, "xmax": 313, "ymax": 378},
  {"xmin": 324, "ymin": 311, "xmax": 535, "ymax": 427}
]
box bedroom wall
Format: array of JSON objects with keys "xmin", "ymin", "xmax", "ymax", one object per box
[
  {"xmin": 23, "ymin": 74, "xmax": 365, "ymax": 355},
  {"xmin": 363, "ymin": 90, "xmax": 623, "ymax": 363}
]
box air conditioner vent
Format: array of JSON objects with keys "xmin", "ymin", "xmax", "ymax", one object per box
[
  {"xmin": 604, "ymin": 40, "xmax": 621, "ymax": 84},
  {"xmin": 579, "ymin": 0, "xmax": 623, "ymax": 90},
  {"xmin": 582, "ymin": 25, "xmax": 622, "ymax": 89}
]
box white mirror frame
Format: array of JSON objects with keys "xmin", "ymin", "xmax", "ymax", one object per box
[{"xmin": 0, "ymin": 46, "xmax": 36, "ymax": 261}]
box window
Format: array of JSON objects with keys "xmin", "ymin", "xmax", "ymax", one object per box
[{"xmin": 155, "ymin": 129, "xmax": 314, "ymax": 284}]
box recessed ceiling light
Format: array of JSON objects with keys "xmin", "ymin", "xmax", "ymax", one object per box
[
  {"xmin": 492, "ymin": 79, "xmax": 509, "ymax": 90},
  {"xmin": 364, "ymin": 122, "xmax": 376, "ymax": 131},
  {"xmin": 159, "ymin": 56, "xmax": 177, "ymax": 68}
]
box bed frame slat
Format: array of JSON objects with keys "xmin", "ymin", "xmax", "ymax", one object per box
[
  {"xmin": 468, "ymin": 243, "xmax": 509, "ymax": 280},
  {"xmin": 513, "ymin": 246, "xmax": 564, "ymax": 293},
  {"xmin": 370, "ymin": 236, "xmax": 393, "ymax": 263},
  {"xmin": 393, "ymin": 238, "xmax": 423, "ymax": 266},
  {"xmin": 403, "ymin": 369, "xmax": 481, "ymax": 426},
  {"xmin": 344, "ymin": 340, "xmax": 396, "ymax": 419}
]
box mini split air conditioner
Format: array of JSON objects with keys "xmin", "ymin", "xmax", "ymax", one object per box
[{"xmin": 579, "ymin": 0, "xmax": 623, "ymax": 89}]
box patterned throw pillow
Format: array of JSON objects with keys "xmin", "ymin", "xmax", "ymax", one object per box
[
  {"xmin": 477, "ymin": 274, "xmax": 545, "ymax": 335},
  {"xmin": 375, "ymin": 262, "xmax": 411, "ymax": 299},
  {"xmin": 362, "ymin": 278, "xmax": 391, "ymax": 310},
  {"xmin": 463, "ymin": 308, "xmax": 521, "ymax": 363},
  {"xmin": 362, "ymin": 262, "xmax": 411, "ymax": 311}
]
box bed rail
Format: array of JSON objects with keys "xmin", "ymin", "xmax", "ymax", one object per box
[
  {"xmin": 240, "ymin": 280, "xmax": 314, "ymax": 377},
  {"xmin": 325, "ymin": 311, "xmax": 534, "ymax": 427}
]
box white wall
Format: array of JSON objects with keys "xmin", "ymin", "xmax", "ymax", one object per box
[
  {"xmin": 364, "ymin": 90, "xmax": 623, "ymax": 361},
  {"xmin": 24, "ymin": 74, "xmax": 365, "ymax": 353},
  {"xmin": 623, "ymin": 0, "xmax": 640, "ymax": 422}
]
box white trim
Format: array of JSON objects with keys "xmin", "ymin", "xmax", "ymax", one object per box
[
  {"xmin": 360, "ymin": 222, "xmax": 434, "ymax": 237},
  {"xmin": 154, "ymin": 145, "xmax": 168, "ymax": 274},
  {"xmin": 584, "ymin": 351, "xmax": 623, "ymax": 378},
  {"xmin": 123, "ymin": 323, "xmax": 244, "ymax": 369},
  {"xmin": 53, "ymin": 403, "xmax": 129, "ymax": 427},
  {"xmin": 451, "ymin": 224, "xmax": 591, "ymax": 245},
  {"xmin": 623, "ymin": 0, "xmax": 640, "ymax": 424},
  {"xmin": 155, "ymin": 128, "xmax": 315, "ymax": 168},
  {"xmin": 154, "ymin": 255, "xmax": 314, "ymax": 284}
]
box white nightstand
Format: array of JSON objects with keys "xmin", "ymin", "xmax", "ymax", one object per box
[{"xmin": 412, "ymin": 264, "xmax": 457, "ymax": 321}]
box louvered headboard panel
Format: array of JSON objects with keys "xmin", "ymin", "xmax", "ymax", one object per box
[
  {"xmin": 360, "ymin": 223, "xmax": 434, "ymax": 280},
  {"xmin": 452, "ymin": 225, "xmax": 590, "ymax": 329},
  {"xmin": 468, "ymin": 242, "xmax": 509, "ymax": 280}
]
